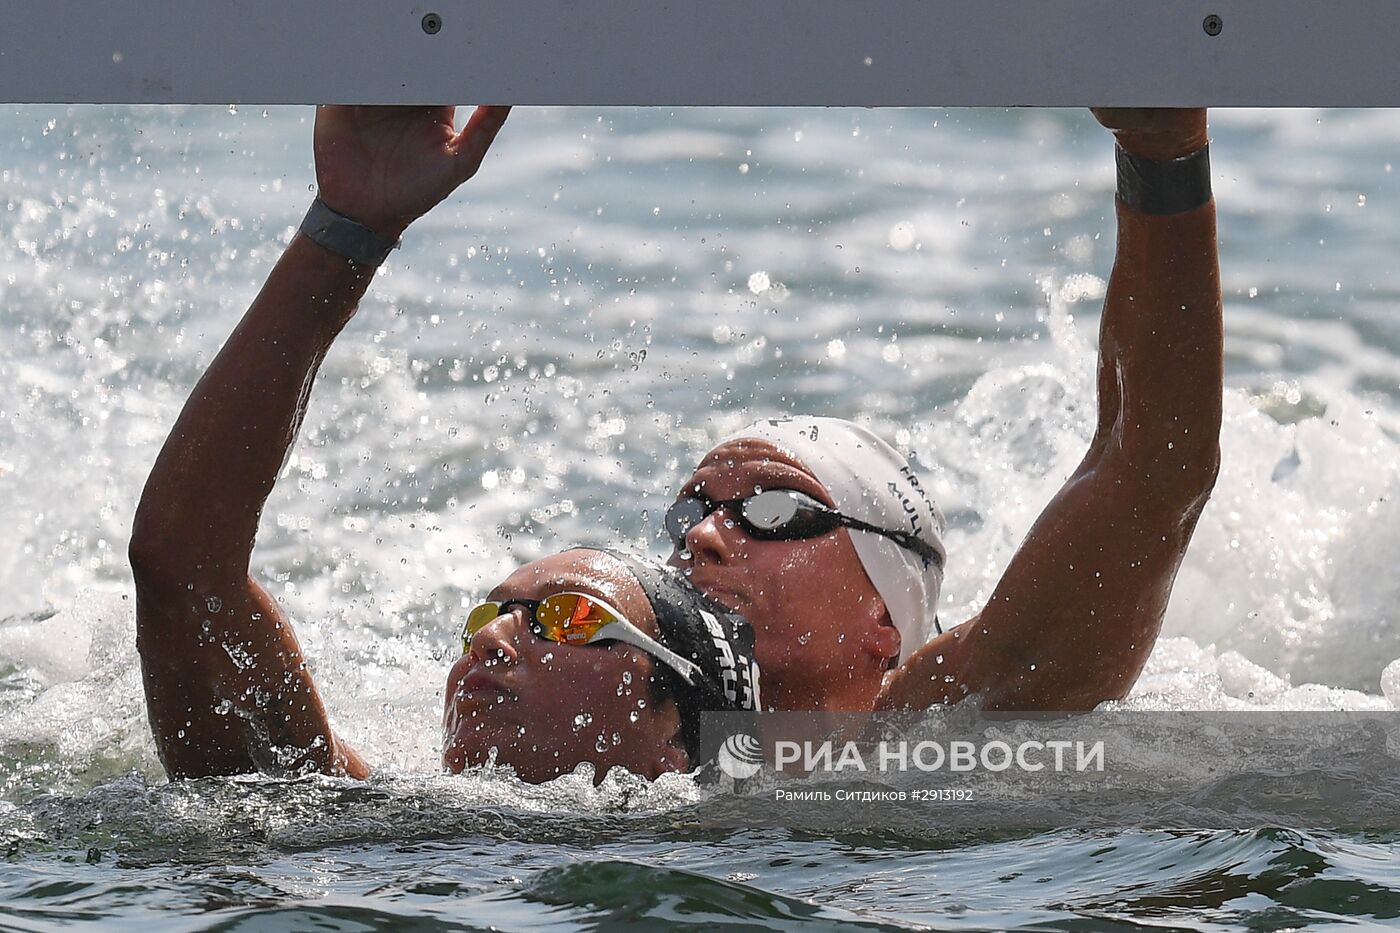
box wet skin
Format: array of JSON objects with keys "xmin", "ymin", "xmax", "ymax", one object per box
[
  {"xmin": 443, "ymin": 549, "xmax": 688, "ymax": 783},
  {"xmin": 668, "ymin": 437, "xmax": 900, "ymax": 714}
]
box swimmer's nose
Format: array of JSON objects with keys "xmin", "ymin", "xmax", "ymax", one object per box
[
  {"xmin": 466, "ymin": 607, "xmax": 524, "ymax": 667},
  {"xmin": 682, "ymin": 504, "xmax": 740, "ymax": 566}
]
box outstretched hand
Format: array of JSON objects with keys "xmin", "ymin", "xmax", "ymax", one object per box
[
  {"xmin": 1091, "ymin": 108, "xmax": 1207, "ymax": 161},
  {"xmin": 313, "ymin": 105, "xmax": 512, "ymax": 240}
]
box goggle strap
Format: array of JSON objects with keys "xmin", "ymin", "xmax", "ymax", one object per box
[
  {"xmin": 592, "ymin": 620, "xmax": 702, "ymax": 686},
  {"xmin": 843, "ymin": 518, "xmax": 942, "ymax": 568}
]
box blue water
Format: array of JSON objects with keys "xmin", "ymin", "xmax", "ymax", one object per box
[{"xmin": 4, "ymin": 105, "xmax": 1400, "ymax": 928}]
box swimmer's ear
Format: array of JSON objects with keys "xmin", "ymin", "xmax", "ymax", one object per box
[
  {"xmin": 860, "ymin": 592, "xmax": 900, "ymax": 663},
  {"xmin": 869, "ymin": 620, "xmax": 901, "ymax": 666}
]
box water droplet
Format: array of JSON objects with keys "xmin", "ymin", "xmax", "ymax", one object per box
[
  {"xmin": 572, "ymin": 713, "xmax": 593, "ymax": 731},
  {"xmin": 629, "ymin": 711, "xmax": 640, "ymax": 722},
  {"xmin": 205, "ymin": 596, "xmax": 222, "ymax": 613},
  {"xmin": 622, "ymin": 671, "xmax": 632, "ymax": 684},
  {"xmin": 797, "ymin": 632, "xmax": 812, "ymax": 645},
  {"xmin": 595, "ymin": 735, "xmax": 610, "ymax": 752}
]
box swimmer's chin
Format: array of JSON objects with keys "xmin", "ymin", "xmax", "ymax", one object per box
[
  {"xmin": 441, "ymin": 735, "xmax": 514, "ymax": 775},
  {"xmin": 442, "ymin": 718, "xmax": 522, "ymax": 774}
]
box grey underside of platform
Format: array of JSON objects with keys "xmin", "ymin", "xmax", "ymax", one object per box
[{"xmin": 0, "ymin": 1, "xmax": 1383, "ymax": 106}]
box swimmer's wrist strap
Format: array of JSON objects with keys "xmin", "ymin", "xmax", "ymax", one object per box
[
  {"xmin": 299, "ymin": 197, "xmax": 401, "ymax": 268},
  {"xmin": 1115, "ymin": 143, "xmax": 1212, "ymax": 215}
]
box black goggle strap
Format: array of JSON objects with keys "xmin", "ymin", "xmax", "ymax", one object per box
[{"xmin": 836, "ymin": 514, "xmax": 943, "ymax": 569}]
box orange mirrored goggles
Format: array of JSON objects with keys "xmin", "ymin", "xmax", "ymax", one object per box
[{"xmin": 461, "ymin": 592, "xmax": 702, "ymax": 684}]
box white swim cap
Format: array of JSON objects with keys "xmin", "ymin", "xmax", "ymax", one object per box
[{"xmin": 722, "ymin": 417, "xmax": 947, "ymax": 663}]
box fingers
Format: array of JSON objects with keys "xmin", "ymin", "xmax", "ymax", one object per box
[
  {"xmin": 1093, "ymin": 107, "xmax": 1206, "ymax": 133},
  {"xmin": 451, "ymin": 105, "xmax": 512, "ymax": 182}
]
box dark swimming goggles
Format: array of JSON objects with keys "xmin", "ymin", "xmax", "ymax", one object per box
[{"xmin": 664, "ymin": 488, "xmax": 942, "ymax": 567}]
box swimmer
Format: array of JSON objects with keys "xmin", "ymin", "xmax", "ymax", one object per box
[
  {"xmin": 136, "ymin": 541, "xmax": 759, "ymax": 780},
  {"xmin": 670, "ymin": 109, "xmax": 1221, "ymax": 713},
  {"xmin": 131, "ymin": 104, "xmax": 1219, "ymax": 780}
]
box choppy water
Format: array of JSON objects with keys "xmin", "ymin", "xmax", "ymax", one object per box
[{"xmin": 4, "ymin": 105, "xmax": 1400, "ymax": 928}]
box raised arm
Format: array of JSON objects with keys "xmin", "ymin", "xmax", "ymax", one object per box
[
  {"xmin": 880, "ymin": 109, "xmax": 1221, "ymax": 712},
  {"xmin": 128, "ymin": 104, "xmax": 510, "ymax": 778}
]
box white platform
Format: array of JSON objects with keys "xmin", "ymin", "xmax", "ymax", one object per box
[{"xmin": 0, "ymin": 1, "xmax": 1389, "ymax": 106}]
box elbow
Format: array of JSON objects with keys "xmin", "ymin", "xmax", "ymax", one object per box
[
  {"xmin": 129, "ymin": 524, "xmax": 160, "ymax": 589},
  {"xmin": 128, "ymin": 505, "xmax": 172, "ymax": 589},
  {"xmin": 130, "ymin": 501, "xmax": 247, "ymax": 601},
  {"xmin": 1113, "ymin": 432, "xmax": 1221, "ymax": 519},
  {"xmin": 1179, "ymin": 442, "xmax": 1221, "ymax": 512},
  {"xmin": 1160, "ymin": 410, "xmax": 1223, "ymax": 506},
  {"xmin": 1148, "ymin": 447, "xmax": 1219, "ymax": 532},
  {"xmin": 129, "ymin": 503, "xmax": 201, "ymax": 595}
]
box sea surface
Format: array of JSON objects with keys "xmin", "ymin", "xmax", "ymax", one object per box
[{"xmin": 4, "ymin": 105, "xmax": 1400, "ymax": 929}]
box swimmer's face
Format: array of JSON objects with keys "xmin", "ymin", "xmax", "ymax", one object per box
[
  {"xmin": 442, "ymin": 549, "xmax": 688, "ymax": 783},
  {"xmin": 669, "ymin": 438, "xmax": 898, "ymax": 708}
]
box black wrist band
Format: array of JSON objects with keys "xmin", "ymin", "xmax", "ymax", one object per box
[
  {"xmin": 1115, "ymin": 143, "xmax": 1212, "ymax": 215},
  {"xmin": 299, "ymin": 197, "xmax": 401, "ymax": 267}
]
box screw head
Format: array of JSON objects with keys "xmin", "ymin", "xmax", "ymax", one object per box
[
  {"xmin": 422, "ymin": 13, "xmax": 443, "ymax": 35},
  {"xmin": 1203, "ymin": 14, "xmax": 1223, "ymax": 36}
]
